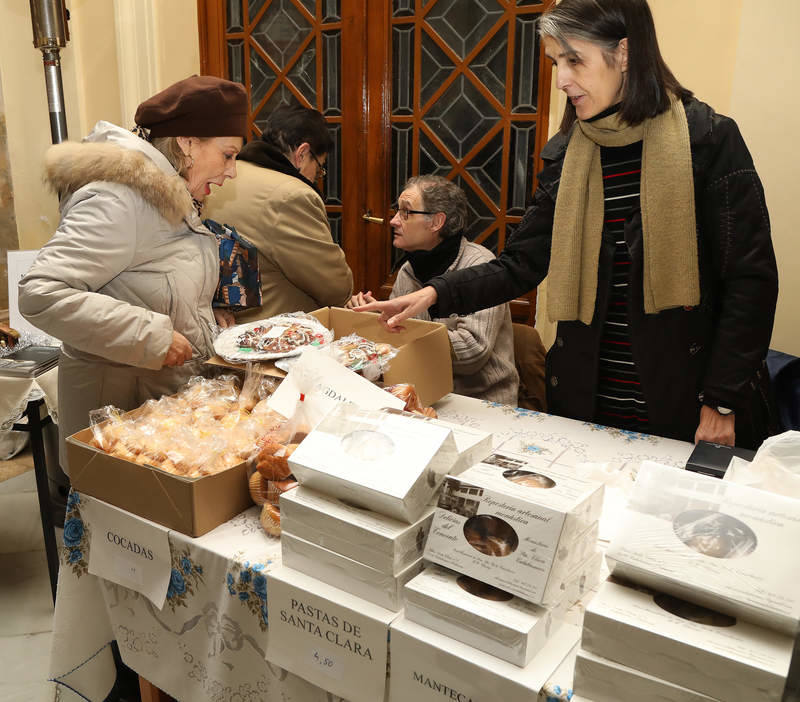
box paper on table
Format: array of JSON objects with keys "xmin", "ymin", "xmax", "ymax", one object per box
[
  {"xmin": 7, "ymin": 250, "xmax": 44, "ymax": 337},
  {"xmin": 83, "ymin": 498, "xmax": 172, "ymax": 609}
]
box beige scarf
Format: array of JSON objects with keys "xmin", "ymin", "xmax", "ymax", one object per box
[{"xmin": 546, "ymin": 96, "xmax": 700, "ymax": 324}]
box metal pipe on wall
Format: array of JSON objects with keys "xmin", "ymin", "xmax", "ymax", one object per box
[{"xmin": 29, "ymin": 0, "xmax": 70, "ymax": 144}]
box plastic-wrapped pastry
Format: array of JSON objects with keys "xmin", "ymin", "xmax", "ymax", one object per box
[
  {"xmin": 266, "ymin": 478, "xmax": 298, "ymax": 507},
  {"xmin": 259, "ymin": 503, "xmax": 282, "ymax": 537},
  {"xmin": 384, "ymin": 383, "xmax": 438, "ymax": 418},
  {"xmin": 249, "ymin": 472, "xmax": 270, "ymax": 506}
]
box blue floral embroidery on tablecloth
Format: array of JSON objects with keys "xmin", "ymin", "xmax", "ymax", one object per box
[
  {"xmin": 582, "ymin": 421, "xmax": 658, "ymax": 444},
  {"xmin": 61, "ymin": 491, "xmax": 90, "ymax": 577},
  {"xmin": 165, "ymin": 546, "xmax": 205, "ymax": 612},
  {"xmin": 521, "ymin": 443, "xmax": 549, "ymax": 455},
  {"xmin": 482, "ymin": 401, "xmax": 545, "ymax": 420},
  {"xmin": 227, "ymin": 559, "xmax": 272, "ymax": 631}
]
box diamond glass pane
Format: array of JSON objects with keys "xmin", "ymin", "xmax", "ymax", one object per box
[
  {"xmin": 250, "ymin": 48, "xmax": 277, "ymax": 110},
  {"xmin": 328, "ymin": 213, "xmax": 342, "ymax": 246},
  {"xmin": 323, "ymin": 0, "xmax": 341, "ymax": 22},
  {"xmin": 253, "ymin": 83, "xmax": 302, "ymax": 132},
  {"xmin": 391, "ymin": 124, "xmax": 413, "ymax": 203},
  {"xmin": 322, "ymin": 124, "xmax": 341, "ymax": 205},
  {"xmin": 424, "ymin": 74, "xmax": 500, "ymax": 159},
  {"xmin": 248, "ymin": 0, "xmax": 266, "ymax": 22},
  {"xmin": 470, "ymin": 24, "xmax": 507, "ymax": 104},
  {"xmin": 507, "ymin": 122, "xmax": 535, "ymax": 215},
  {"xmin": 323, "ymin": 30, "xmax": 341, "ymax": 116},
  {"xmin": 418, "ymin": 131, "xmax": 453, "ymax": 179},
  {"xmin": 512, "ymin": 15, "xmax": 540, "ymax": 113},
  {"xmin": 252, "ymin": 0, "xmax": 312, "ymax": 71},
  {"xmin": 228, "ymin": 0, "xmax": 244, "ymax": 32},
  {"xmin": 420, "ymin": 31, "xmax": 455, "ymax": 108},
  {"xmin": 425, "ymin": 0, "xmax": 503, "ymax": 60},
  {"xmin": 466, "ymin": 130, "xmax": 503, "ymax": 203},
  {"xmin": 288, "ymin": 44, "xmax": 317, "ymax": 105},
  {"xmin": 455, "ymin": 175, "xmax": 496, "ymax": 242},
  {"xmin": 297, "ymin": 0, "xmax": 315, "ymax": 15},
  {"xmin": 227, "ymin": 40, "xmax": 245, "ymax": 85},
  {"xmin": 393, "ymin": 0, "xmax": 414, "ymax": 17},
  {"xmin": 392, "ymin": 25, "xmax": 415, "ymax": 116},
  {"xmin": 481, "ymin": 228, "xmax": 499, "ymax": 255}
]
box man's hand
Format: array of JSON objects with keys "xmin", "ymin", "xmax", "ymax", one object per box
[
  {"xmin": 345, "ymin": 290, "xmax": 376, "ymax": 309},
  {"xmin": 354, "ymin": 286, "xmax": 438, "ymax": 332},
  {"xmin": 213, "ymin": 308, "xmax": 236, "ymax": 328},
  {"xmin": 694, "ymin": 405, "xmax": 736, "ymax": 446},
  {"xmin": 162, "ymin": 331, "xmax": 193, "ymax": 367}
]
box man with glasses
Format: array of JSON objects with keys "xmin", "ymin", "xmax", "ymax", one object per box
[
  {"xmin": 348, "ymin": 176, "xmax": 518, "ymax": 405},
  {"xmin": 206, "ymin": 105, "xmax": 352, "ymax": 320}
]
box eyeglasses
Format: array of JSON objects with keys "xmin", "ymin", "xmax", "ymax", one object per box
[
  {"xmin": 392, "ymin": 207, "xmax": 435, "ymax": 221},
  {"xmin": 310, "ymin": 152, "xmax": 327, "ymax": 179}
]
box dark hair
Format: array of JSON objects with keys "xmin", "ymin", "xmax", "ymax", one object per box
[
  {"xmin": 260, "ymin": 105, "xmax": 333, "ymax": 157},
  {"xmin": 403, "ymin": 175, "xmax": 468, "ymax": 239},
  {"xmin": 538, "ymin": 0, "xmax": 692, "ymax": 133}
]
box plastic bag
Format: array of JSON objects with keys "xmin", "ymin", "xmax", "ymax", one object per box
[
  {"xmin": 329, "ymin": 334, "xmax": 398, "ymax": 381},
  {"xmin": 384, "ymin": 383, "xmax": 437, "ymax": 417},
  {"xmin": 724, "ymin": 430, "xmax": 800, "ymax": 498}
]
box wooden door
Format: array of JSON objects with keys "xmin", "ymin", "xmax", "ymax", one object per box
[{"xmin": 198, "ymin": 0, "xmax": 553, "ymax": 325}]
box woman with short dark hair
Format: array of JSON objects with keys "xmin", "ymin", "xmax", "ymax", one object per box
[
  {"xmin": 357, "ymin": 0, "xmax": 778, "ymax": 450},
  {"xmin": 205, "ymin": 104, "xmax": 353, "ymax": 320}
]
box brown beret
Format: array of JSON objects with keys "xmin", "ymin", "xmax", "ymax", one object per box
[{"xmin": 135, "ymin": 75, "xmax": 248, "ymax": 138}]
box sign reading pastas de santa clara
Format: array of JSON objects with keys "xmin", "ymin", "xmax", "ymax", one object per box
[
  {"xmin": 82, "ymin": 496, "xmax": 172, "ymax": 609},
  {"xmin": 266, "ymin": 566, "xmax": 399, "ymax": 702}
]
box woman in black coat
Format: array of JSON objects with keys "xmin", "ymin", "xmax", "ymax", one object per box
[{"xmin": 358, "ymin": 0, "xmax": 778, "ymax": 449}]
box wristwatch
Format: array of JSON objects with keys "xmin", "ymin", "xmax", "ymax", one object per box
[{"xmin": 715, "ymin": 406, "xmax": 735, "ymax": 416}]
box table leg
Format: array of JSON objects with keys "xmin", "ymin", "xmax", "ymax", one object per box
[
  {"xmin": 138, "ymin": 676, "xmax": 175, "ymax": 702},
  {"xmin": 26, "ymin": 400, "xmax": 60, "ymax": 604}
]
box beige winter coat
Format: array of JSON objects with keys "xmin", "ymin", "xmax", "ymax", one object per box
[
  {"xmin": 204, "ymin": 160, "xmax": 352, "ymax": 321},
  {"xmin": 18, "ymin": 121, "xmax": 219, "ymax": 473}
]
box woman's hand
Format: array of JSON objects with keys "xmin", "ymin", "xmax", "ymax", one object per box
[
  {"xmin": 214, "ymin": 308, "xmax": 236, "ymax": 328},
  {"xmin": 163, "ymin": 331, "xmax": 193, "ymax": 367},
  {"xmin": 345, "ymin": 291, "xmax": 376, "ymax": 309},
  {"xmin": 694, "ymin": 405, "xmax": 736, "ymax": 447},
  {"xmin": 354, "ymin": 286, "xmax": 438, "ymax": 332}
]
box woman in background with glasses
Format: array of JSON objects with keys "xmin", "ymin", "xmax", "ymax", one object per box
[
  {"xmin": 348, "ymin": 176, "xmax": 519, "ymax": 405},
  {"xmin": 205, "ymin": 105, "xmax": 353, "ymax": 320}
]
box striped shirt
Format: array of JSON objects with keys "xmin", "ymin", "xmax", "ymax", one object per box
[{"xmin": 594, "ymin": 141, "xmax": 649, "ymax": 430}]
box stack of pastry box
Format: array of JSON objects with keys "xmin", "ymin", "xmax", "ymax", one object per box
[
  {"xmin": 574, "ymin": 460, "xmax": 800, "ymax": 702},
  {"xmin": 393, "ymin": 444, "xmax": 606, "ymax": 701},
  {"xmin": 265, "ymin": 404, "xmax": 493, "ymax": 702}
]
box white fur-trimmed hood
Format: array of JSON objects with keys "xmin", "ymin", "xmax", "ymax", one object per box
[{"xmin": 44, "ymin": 122, "xmax": 192, "ymax": 228}]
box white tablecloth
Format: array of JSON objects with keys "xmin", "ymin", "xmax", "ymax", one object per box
[
  {"xmin": 49, "ymin": 395, "xmax": 697, "ymax": 702},
  {"xmin": 0, "ymin": 366, "xmax": 59, "ymax": 430}
]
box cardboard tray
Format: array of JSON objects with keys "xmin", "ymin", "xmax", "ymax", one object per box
[
  {"xmin": 67, "ymin": 424, "xmax": 252, "ymax": 537},
  {"xmin": 207, "ymin": 307, "xmax": 454, "ymax": 407}
]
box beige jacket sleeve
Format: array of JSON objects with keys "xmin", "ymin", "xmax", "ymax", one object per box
[
  {"xmin": 267, "ymin": 183, "xmax": 353, "ymax": 307},
  {"xmin": 18, "ymin": 183, "xmax": 173, "ymax": 369}
]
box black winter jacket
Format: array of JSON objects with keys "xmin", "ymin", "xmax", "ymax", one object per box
[{"xmin": 429, "ymin": 98, "xmax": 779, "ymax": 448}]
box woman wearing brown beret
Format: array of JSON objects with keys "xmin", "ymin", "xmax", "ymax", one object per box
[{"xmin": 18, "ymin": 75, "xmax": 248, "ymax": 474}]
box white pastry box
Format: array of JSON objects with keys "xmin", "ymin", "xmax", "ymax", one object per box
[
  {"xmin": 288, "ymin": 405, "xmax": 458, "ymax": 523},
  {"xmin": 606, "ymin": 461, "xmax": 800, "ymax": 634},
  {"xmin": 266, "ymin": 567, "xmax": 399, "ymax": 702},
  {"xmin": 574, "ymin": 648, "xmax": 718, "ymax": 702},
  {"xmin": 389, "ymin": 615, "xmax": 580, "ymax": 702},
  {"xmin": 281, "ymin": 532, "xmax": 422, "ymax": 611},
  {"xmin": 404, "ymin": 563, "xmax": 570, "ymax": 667},
  {"xmin": 424, "ymin": 457, "xmax": 603, "ymax": 605},
  {"xmin": 582, "ymin": 578, "xmax": 793, "ymax": 702},
  {"xmin": 280, "ymin": 486, "xmax": 434, "ymax": 574}
]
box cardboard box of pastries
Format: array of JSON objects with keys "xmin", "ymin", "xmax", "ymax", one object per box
[
  {"xmin": 280, "ymin": 486, "xmax": 434, "ymax": 575},
  {"xmin": 423, "ymin": 452, "xmax": 603, "ymax": 605},
  {"xmin": 582, "ymin": 577, "xmax": 793, "ymax": 702},
  {"xmin": 388, "ymin": 615, "xmax": 580, "ymax": 702},
  {"xmin": 606, "ymin": 461, "xmax": 800, "ymax": 635},
  {"xmin": 207, "ymin": 306, "xmax": 454, "ymax": 407},
  {"xmin": 574, "ymin": 648, "xmax": 718, "ymax": 702},
  {"xmin": 281, "ymin": 531, "xmax": 423, "ymax": 612},
  {"xmin": 288, "ymin": 405, "xmax": 459, "ymax": 523},
  {"xmin": 266, "ymin": 566, "xmax": 399, "ymax": 702},
  {"xmin": 66, "ymin": 378, "xmax": 284, "ymax": 536}
]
